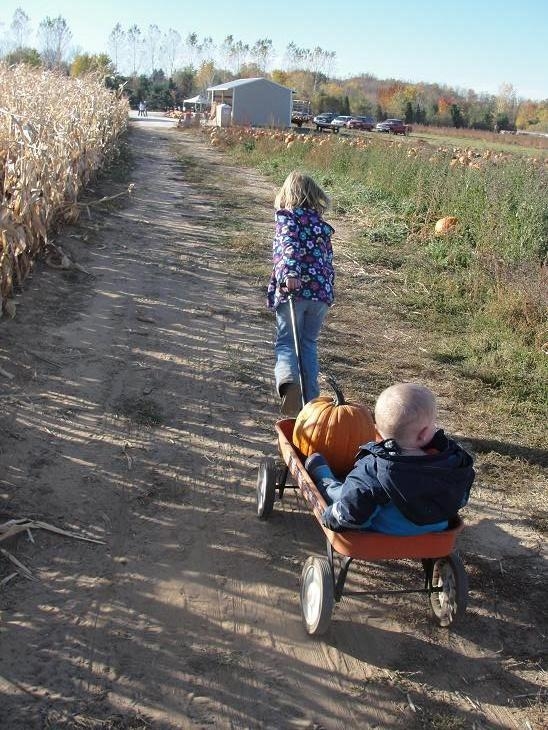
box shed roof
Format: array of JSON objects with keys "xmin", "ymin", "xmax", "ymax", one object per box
[
  {"xmin": 183, "ymin": 94, "xmax": 209, "ymax": 104},
  {"xmin": 207, "ymin": 77, "xmax": 291, "ymax": 92}
]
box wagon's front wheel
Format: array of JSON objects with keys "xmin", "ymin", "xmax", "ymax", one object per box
[
  {"xmin": 257, "ymin": 457, "xmax": 277, "ymax": 519},
  {"xmin": 430, "ymin": 553, "xmax": 468, "ymax": 627},
  {"xmin": 300, "ymin": 556, "xmax": 334, "ymax": 636}
]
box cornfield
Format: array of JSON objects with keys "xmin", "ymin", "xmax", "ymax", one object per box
[{"xmin": 0, "ymin": 64, "xmax": 129, "ymax": 313}]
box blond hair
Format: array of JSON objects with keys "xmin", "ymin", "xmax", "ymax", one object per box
[
  {"xmin": 274, "ymin": 170, "xmax": 330, "ymax": 212},
  {"xmin": 375, "ymin": 383, "xmax": 437, "ymax": 446}
]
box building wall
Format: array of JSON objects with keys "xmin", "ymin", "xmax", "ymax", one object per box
[{"xmin": 232, "ymin": 80, "xmax": 291, "ymax": 128}]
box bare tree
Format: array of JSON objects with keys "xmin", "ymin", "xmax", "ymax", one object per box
[
  {"xmin": 162, "ymin": 28, "xmax": 181, "ymax": 77},
  {"xmin": 10, "ymin": 8, "xmax": 31, "ymax": 50},
  {"xmin": 220, "ymin": 35, "xmax": 234, "ymax": 70},
  {"xmin": 251, "ymin": 38, "xmax": 273, "ymax": 75},
  {"xmin": 127, "ymin": 24, "xmax": 141, "ymax": 76},
  {"xmin": 285, "ymin": 43, "xmax": 335, "ymax": 90},
  {"xmin": 184, "ymin": 32, "xmax": 200, "ymax": 70},
  {"xmin": 309, "ymin": 46, "xmax": 336, "ymax": 90},
  {"xmin": 285, "ymin": 42, "xmax": 305, "ymax": 71},
  {"xmin": 108, "ymin": 22, "xmax": 124, "ymax": 72},
  {"xmin": 38, "ymin": 15, "xmax": 72, "ymax": 68},
  {"xmin": 198, "ymin": 36, "xmax": 215, "ymax": 66},
  {"xmin": 146, "ymin": 24, "xmax": 161, "ymax": 74},
  {"xmin": 496, "ymin": 82, "xmax": 518, "ymax": 125},
  {"xmin": 230, "ymin": 40, "xmax": 249, "ymax": 75}
]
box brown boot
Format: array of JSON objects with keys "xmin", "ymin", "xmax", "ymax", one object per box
[{"xmin": 280, "ymin": 383, "xmax": 302, "ymax": 417}]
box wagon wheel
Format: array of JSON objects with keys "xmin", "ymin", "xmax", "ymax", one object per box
[
  {"xmin": 257, "ymin": 457, "xmax": 277, "ymax": 519},
  {"xmin": 300, "ymin": 556, "xmax": 334, "ymax": 636},
  {"xmin": 429, "ymin": 553, "xmax": 468, "ymax": 627}
]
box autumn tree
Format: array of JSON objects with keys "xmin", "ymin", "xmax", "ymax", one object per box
[
  {"xmin": 515, "ymin": 99, "xmax": 548, "ymax": 131},
  {"xmin": 70, "ymin": 53, "xmax": 112, "ymax": 77},
  {"xmin": 195, "ymin": 60, "xmax": 216, "ymax": 92},
  {"xmin": 271, "ymin": 69, "xmax": 289, "ymax": 87},
  {"xmin": 172, "ymin": 67, "xmax": 194, "ymax": 100},
  {"xmin": 4, "ymin": 47, "xmax": 41, "ymax": 66}
]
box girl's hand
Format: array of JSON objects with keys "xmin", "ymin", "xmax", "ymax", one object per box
[{"xmin": 284, "ymin": 277, "xmax": 301, "ymax": 292}]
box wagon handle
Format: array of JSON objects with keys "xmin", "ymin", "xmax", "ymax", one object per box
[{"xmin": 288, "ymin": 294, "xmax": 308, "ymax": 408}]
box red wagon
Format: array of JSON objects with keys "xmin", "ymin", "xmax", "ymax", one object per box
[{"xmin": 257, "ymin": 418, "xmax": 468, "ymax": 636}]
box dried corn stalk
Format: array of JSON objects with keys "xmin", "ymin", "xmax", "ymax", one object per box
[{"xmin": 0, "ymin": 64, "xmax": 129, "ymax": 312}]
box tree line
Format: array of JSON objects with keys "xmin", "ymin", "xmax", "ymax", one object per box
[{"xmin": 1, "ymin": 7, "xmax": 546, "ymax": 131}]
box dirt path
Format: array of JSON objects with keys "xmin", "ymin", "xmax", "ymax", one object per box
[{"xmin": 0, "ymin": 113, "xmax": 545, "ymax": 729}]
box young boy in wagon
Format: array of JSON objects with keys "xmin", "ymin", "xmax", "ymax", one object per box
[{"xmin": 305, "ymin": 383, "xmax": 475, "ymax": 534}]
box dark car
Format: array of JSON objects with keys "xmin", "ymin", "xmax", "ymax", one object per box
[
  {"xmin": 375, "ymin": 118, "xmax": 410, "ymax": 135},
  {"xmin": 313, "ymin": 112, "xmax": 336, "ymax": 131},
  {"xmin": 346, "ymin": 116, "xmax": 375, "ymax": 131}
]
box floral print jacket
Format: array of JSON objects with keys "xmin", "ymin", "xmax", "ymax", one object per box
[{"xmin": 267, "ymin": 207, "xmax": 335, "ymax": 309}]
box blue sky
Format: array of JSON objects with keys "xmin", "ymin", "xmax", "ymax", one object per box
[{"xmin": 1, "ymin": 0, "xmax": 546, "ymax": 99}]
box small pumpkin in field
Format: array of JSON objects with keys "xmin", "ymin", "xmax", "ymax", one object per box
[
  {"xmin": 434, "ymin": 216, "xmax": 458, "ymax": 236},
  {"xmin": 292, "ymin": 376, "xmax": 375, "ymax": 477}
]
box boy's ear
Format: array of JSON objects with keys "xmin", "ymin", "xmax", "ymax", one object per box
[{"xmin": 416, "ymin": 425, "xmax": 431, "ymax": 446}]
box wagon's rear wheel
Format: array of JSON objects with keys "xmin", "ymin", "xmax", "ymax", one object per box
[
  {"xmin": 300, "ymin": 556, "xmax": 334, "ymax": 636},
  {"xmin": 257, "ymin": 457, "xmax": 277, "ymax": 519},
  {"xmin": 430, "ymin": 553, "xmax": 468, "ymax": 627}
]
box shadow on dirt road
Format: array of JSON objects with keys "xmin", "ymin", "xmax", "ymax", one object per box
[{"xmin": 0, "ymin": 118, "xmax": 545, "ymax": 729}]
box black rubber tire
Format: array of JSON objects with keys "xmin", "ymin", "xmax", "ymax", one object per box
[
  {"xmin": 430, "ymin": 553, "xmax": 468, "ymax": 627},
  {"xmin": 300, "ymin": 556, "xmax": 334, "ymax": 636},
  {"xmin": 257, "ymin": 457, "xmax": 277, "ymax": 519}
]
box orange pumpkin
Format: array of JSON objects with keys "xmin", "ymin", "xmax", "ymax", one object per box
[
  {"xmin": 434, "ymin": 216, "xmax": 458, "ymax": 236},
  {"xmin": 292, "ymin": 377, "xmax": 376, "ymax": 477}
]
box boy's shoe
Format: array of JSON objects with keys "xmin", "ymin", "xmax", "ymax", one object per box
[
  {"xmin": 305, "ymin": 453, "xmax": 331, "ymax": 480},
  {"xmin": 280, "ymin": 382, "xmax": 302, "ymax": 417}
]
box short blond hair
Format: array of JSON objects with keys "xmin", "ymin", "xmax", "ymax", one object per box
[
  {"xmin": 375, "ymin": 383, "xmax": 437, "ymax": 445},
  {"xmin": 274, "ymin": 170, "xmax": 330, "ymax": 212}
]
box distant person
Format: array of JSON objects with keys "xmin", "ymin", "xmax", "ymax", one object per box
[
  {"xmin": 267, "ymin": 171, "xmax": 335, "ymax": 416},
  {"xmin": 138, "ymin": 101, "xmax": 145, "ymax": 117},
  {"xmin": 143, "ymin": 100, "xmax": 148, "ymax": 117},
  {"xmin": 305, "ymin": 383, "xmax": 475, "ymax": 534}
]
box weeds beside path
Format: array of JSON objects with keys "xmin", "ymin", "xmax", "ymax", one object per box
[{"xmin": 0, "ymin": 116, "xmax": 545, "ymax": 729}]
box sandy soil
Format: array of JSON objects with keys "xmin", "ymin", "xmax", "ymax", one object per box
[{"xmin": 0, "ymin": 112, "xmax": 546, "ymax": 729}]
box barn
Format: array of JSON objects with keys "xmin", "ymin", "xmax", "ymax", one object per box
[{"xmin": 207, "ymin": 77, "xmax": 292, "ymax": 128}]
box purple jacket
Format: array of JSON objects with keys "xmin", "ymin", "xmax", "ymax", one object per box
[{"xmin": 267, "ymin": 207, "xmax": 335, "ymax": 309}]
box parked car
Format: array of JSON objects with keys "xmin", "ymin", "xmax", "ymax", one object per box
[
  {"xmin": 313, "ymin": 112, "xmax": 337, "ymax": 131},
  {"xmin": 375, "ymin": 119, "xmax": 411, "ymax": 135},
  {"xmin": 330, "ymin": 115, "xmax": 353, "ymax": 132},
  {"xmin": 292, "ymin": 99, "xmax": 312, "ymax": 127},
  {"xmin": 346, "ymin": 116, "xmax": 375, "ymax": 131}
]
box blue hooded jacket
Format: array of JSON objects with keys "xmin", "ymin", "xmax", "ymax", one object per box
[{"xmin": 322, "ymin": 430, "xmax": 475, "ymax": 534}]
